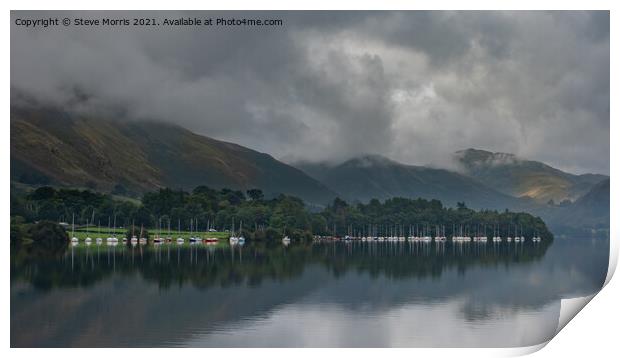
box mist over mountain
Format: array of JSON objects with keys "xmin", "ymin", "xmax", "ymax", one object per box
[{"xmin": 10, "ymin": 12, "xmax": 609, "ymax": 175}]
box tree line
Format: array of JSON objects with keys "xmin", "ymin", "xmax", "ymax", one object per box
[{"xmin": 11, "ymin": 185, "xmax": 553, "ymax": 241}]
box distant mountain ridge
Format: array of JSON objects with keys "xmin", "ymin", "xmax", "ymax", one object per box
[
  {"xmin": 569, "ymin": 177, "xmax": 610, "ymax": 226},
  {"xmin": 454, "ymin": 148, "xmax": 608, "ymax": 204},
  {"xmin": 294, "ymin": 154, "xmax": 525, "ymax": 210},
  {"xmin": 10, "ymin": 106, "xmax": 337, "ymax": 205}
]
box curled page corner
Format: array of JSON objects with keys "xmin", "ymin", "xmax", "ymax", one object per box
[
  {"xmin": 509, "ymin": 295, "xmax": 597, "ymax": 356},
  {"xmin": 556, "ymin": 294, "xmax": 596, "ymax": 335}
]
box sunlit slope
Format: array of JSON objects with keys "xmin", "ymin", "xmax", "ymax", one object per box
[{"xmin": 455, "ymin": 148, "xmax": 607, "ymax": 204}]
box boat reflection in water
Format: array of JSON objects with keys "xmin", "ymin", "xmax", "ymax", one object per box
[{"xmin": 10, "ymin": 237, "xmax": 608, "ymax": 347}]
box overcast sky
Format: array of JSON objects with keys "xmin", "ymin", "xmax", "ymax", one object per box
[{"xmin": 11, "ymin": 11, "xmax": 610, "ymax": 174}]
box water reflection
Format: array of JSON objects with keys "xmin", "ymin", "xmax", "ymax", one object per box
[
  {"xmin": 10, "ymin": 238, "xmax": 608, "ymax": 347},
  {"xmin": 12, "ymin": 240, "xmax": 552, "ymax": 290}
]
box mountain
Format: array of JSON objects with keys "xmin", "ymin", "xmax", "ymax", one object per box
[
  {"xmin": 10, "ymin": 106, "xmax": 337, "ymax": 205},
  {"xmin": 574, "ymin": 178, "xmax": 610, "ymax": 215},
  {"xmin": 532, "ymin": 178, "xmax": 610, "ymax": 235},
  {"xmin": 567, "ymin": 178, "xmax": 610, "ymax": 227},
  {"xmin": 454, "ymin": 148, "xmax": 608, "ymax": 204},
  {"xmin": 294, "ymin": 154, "xmax": 524, "ymax": 210}
]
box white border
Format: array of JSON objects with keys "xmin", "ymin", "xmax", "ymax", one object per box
[
  {"xmin": 4, "ymin": 1, "xmax": 619, "ymax": 10},
  {"xmin": 4, "ymin": 1, "xmax": 616, "ymax": 357}
]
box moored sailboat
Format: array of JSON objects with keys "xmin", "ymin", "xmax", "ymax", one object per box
[
  {"xmin": 70, "ymin": 213, "xmax": 79, "ymax": 243},
  {"xmin": 229, "ymin": 218, "xmax": 239, "ymax": 244}
]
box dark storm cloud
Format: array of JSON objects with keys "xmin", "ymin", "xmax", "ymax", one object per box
[{"xmin": 10, "ymin": 11, "xmax": 609, "ymax": 174}]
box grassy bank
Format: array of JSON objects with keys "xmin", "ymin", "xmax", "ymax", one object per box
[{"xmin": 69, "ymin": 228, "xmax": 229, "ymax": 240}]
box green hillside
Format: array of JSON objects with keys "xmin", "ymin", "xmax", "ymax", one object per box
[{"xmin": 10, "ymin": 106, "xmax": 336, "ymax": 206}]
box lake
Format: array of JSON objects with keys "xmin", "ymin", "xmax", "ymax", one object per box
[{"xmin": 10, "ymin": 237, "xmax": 608, "ymax": 347}]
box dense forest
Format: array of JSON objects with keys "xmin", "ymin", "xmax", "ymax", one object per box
[{"xmin": 11, "ymin": 185, "xmax": 553, "ymax": 241}]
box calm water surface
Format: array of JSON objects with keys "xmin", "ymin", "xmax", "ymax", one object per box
[{"xmin": 11, "ymin": 237, "xmax": 608, "ymax": 347}]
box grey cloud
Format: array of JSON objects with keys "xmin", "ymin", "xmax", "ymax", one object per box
[{"xmin": 10, "ymin": 11, "xmax": 609, "ymax": 174}]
